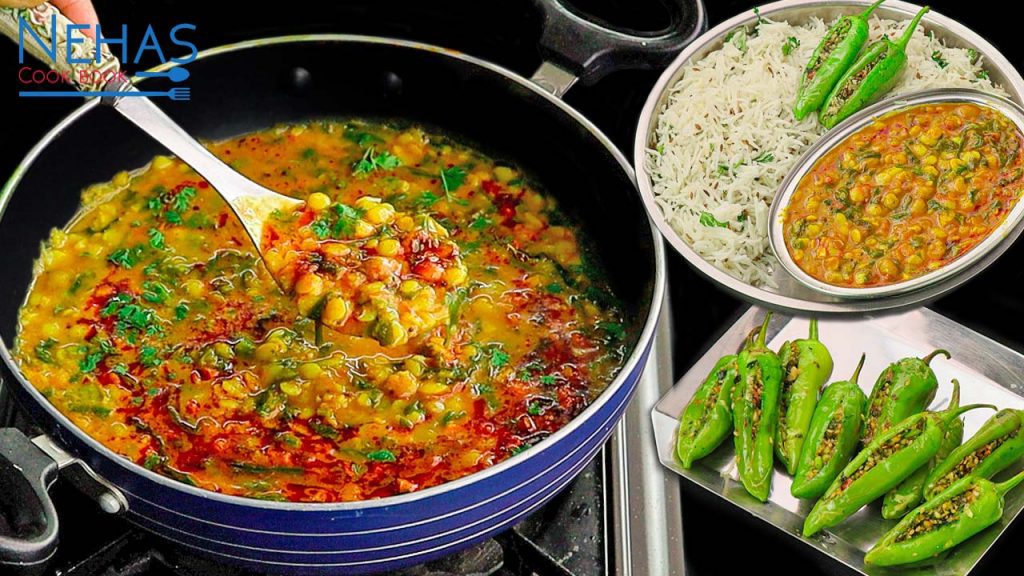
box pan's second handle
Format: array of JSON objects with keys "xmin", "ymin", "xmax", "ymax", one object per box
[
  {"xmin": 0, "ymin": 428, "xmax": 59, "ymax": 572},
  {"xmin": 533, "ymin": 0, "xmax": 704, "ymax": 87},
  {"xmin": 0, "ymin": 2, "xmax": 118, "ymax": 92}
]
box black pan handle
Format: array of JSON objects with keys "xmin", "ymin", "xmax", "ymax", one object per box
[
  {"xmin": 0, "ymin": 428, "xmax": 59, "ymax": 572},
  {"xmin": 534, "ymin": 0, "xmax": 705, "ymax": 85}
]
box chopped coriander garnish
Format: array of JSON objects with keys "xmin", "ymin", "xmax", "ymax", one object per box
[
  {"xmin": 164, "ymin": 210, "xmax": 182, "ymax": 225},
  {"xmin": 414, "ymin": 190, "xmax": 442, "ymax": 209},
  {"xmin": 489, "ymin": 347, "xmax": 509, "ymax": 369},
  {"xmin": 353, "ymin": 147, "xmax": 401, "ymax": 175},
  {"xmin": 147, "ymin": 228, "xmax": 165, "ymax": 249},
  {"xmin": 441, "ymin": 410, "xmax": 467, "ymax": 425},
  {"xmin": 343, "ymin": 128, "xmax": 383, "ymax": 147},
  {"xmin": 469, "ymin": 215, "xmax": 493, "ymax": 231},
  {"xmin": 101, "ymin": 293, "xmax": 132, "ymax": 316},
  {"xmin": 331, "ymin": 203, "xmax": 364, "ymax": 237},
  {"xmin": 100, "ymin": 293, "xmax": 162, "ymax": 340},
  {"xmin": 699, "ymin": 211, "xmax": 729, "ymax": 228},
  {"xmin": 108, "ymin": 245, "xmax": 144, "ymax": 268},
  {"xmin": 440, "ymin": 166, "xmax": 466, "ymax": 194},
  {"xmin": 175, "ymin": 187, "xmax": 197, "ymax": 211},
  {"xmin": 310, "ymin": 218, "xmax": 331, "ymax": 239},
  {"xmin": 139, "ymin": 346, "xmax": 162, "ymax": 368},
  {"xmin": 445, "ymin": 287, "xmax": 468, "ymax": 335},
  {"xmin": 142, "ymin": 281, "xmax": 171, "ymax": 304},
  {"xmin": 753, "ymin": 6, "xmax": 766, "ymax": 26},
  {"xmin": 79, "ymin": 348, "xmax": 105, "ymax": 373},
  {"xmin": 931, "ymin": 50, "xmax": 948, "ymax": 69},
  {"xmin": 599, "ymin": 321, "xmax": 626, "ymax": 341},
  {"xmin": 782, "ymin": 36, "xmax": 800, "ymax": 56},
  {"xmin": 310, "ymin": 203, "xmax": 366, "ymax": 239},
  {"xmin": 366, "ymin": 449, "xmax": 396, "ymax": 462},
  {"xmin": 34, "ymin": 338, "xmax": 57, "ymax": 364}
]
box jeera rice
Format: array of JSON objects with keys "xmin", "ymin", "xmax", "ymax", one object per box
[{"xmin": 646, "ymin": 15, "xmax": 1003, "ymax": 288}]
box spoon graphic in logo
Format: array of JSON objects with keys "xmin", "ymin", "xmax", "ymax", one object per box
[{"xmin": 136, "ymin": 67, "xmax": 190, "ymax": 83}]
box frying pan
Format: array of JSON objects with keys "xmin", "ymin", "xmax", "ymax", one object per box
[{"xmin": 0, "ymin": 1, "xmax": 703, "ymax": 574}]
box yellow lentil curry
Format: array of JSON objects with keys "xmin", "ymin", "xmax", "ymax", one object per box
[
  {"xmin": 783, "ymin": 103, "xmax": 1024, "ymax": 287},
  {"xmin": 14, "ymin": 121, "xmax": 627, "ymax": 502}
]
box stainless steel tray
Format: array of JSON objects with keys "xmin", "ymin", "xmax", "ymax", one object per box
[
  {"xmin": 633, "ymin": 0, "xmax": 1024, "ymax": 315},
  {"xmin": 652, "ymin": 307, "xmax": 1024, "ymax": 575}
]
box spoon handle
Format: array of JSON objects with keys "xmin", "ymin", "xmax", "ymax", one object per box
[{"xmin": 106, "ymin": 81, "xmax": 261, "ymax": 203}]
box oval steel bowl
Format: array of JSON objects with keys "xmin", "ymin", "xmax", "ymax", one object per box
[
  {"xmin": 633, "ymin": 0, "xmax": 1024, "ymax": 314},
  {"xmin": 769, "ymin": 89, "xmax": 1024, "ymax": 299}
]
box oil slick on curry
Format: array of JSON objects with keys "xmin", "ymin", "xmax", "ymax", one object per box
[
  {"xmin": 783, "ymin": 102, "xmax": 1024, "ymax": 288},
  {"xmin": 14, "ymin": 121, "xmax": 628, "ymax": 503}
]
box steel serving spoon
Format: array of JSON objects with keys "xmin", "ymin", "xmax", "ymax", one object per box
[{"xmin": 0, "ymin": 2, "xmax": 304, "ymax": 252}]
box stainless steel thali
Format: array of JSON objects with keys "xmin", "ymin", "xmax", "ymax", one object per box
[
  {"xmin": 651, "ymin": 307, "xmax": 1024, "ymax": 575},
  {"xmin": 632, "ymin": 0, "xmax": 1024, "ymax": 314}
]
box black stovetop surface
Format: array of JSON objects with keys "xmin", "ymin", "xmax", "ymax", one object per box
[{"xmin": 2, "ymin": 1, "xmax": 1023, "ymax": 575}]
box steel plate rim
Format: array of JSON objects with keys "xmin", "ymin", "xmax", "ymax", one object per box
[
  {"xmin": 631, "ymin": 0, "xmax": 1024, "ymax": 314},
  {"xmin": 0, "ymin": 33, "xmax": 666, "ymax": 511}
]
